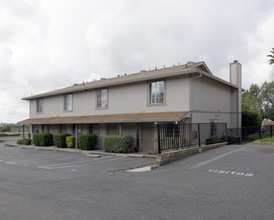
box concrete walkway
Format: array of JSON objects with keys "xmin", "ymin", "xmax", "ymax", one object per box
[{"xmin": 4, "ymin": 140, "xmax": 157, "ymax": 159}]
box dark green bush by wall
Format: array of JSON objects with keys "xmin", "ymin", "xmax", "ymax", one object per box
[
  {"xmin": 33, "ymin": 133, "xmax": 53, "ymax": 146},
  {"xmin": 16, "ymin": 139, "xmax": 31, "ymax": 145},
  {"xmin": 33, "ymin": 134, "xmax": 40, "ymax": 146},
  {"xmin": 54, "ymin": 134, "xmax": 70, "ymax": 148},
  {"xmin": 221, "ymin": 136, "xmax": 236, "ymax": 145},
  {"xmin": 205, "ymin": 137, "xmax": 221, "ymax": 145},
  {"xmin": 104, "ymin": 135, "xmax": 134, "ymax": 153},
  {"xmin": 79, "ymin": 134, "xmax": 97, "ymax": 150}
]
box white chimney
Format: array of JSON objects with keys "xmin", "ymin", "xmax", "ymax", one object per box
[{"xmin": 230, "ymin": 60, "xmax": 242, "ymax": 129}]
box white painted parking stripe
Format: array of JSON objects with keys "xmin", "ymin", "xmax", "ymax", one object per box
[
  {"xmin": 190, "ymin": 147, "xmax": 247, "ymax": 169},
  {"xmin": 38, "ymin": 156, "xmax": 116, "ymax": 169},
  {"xmin": 38, "ymin": 159, "xmax": 99, "ymax": 169},
  {"xmin": 6, "ymin": 154, "xmax": 84, "ymax": 165},
  {"xmin": 38, "ymin": 156, "xmax": 126, "ymax": 170}
]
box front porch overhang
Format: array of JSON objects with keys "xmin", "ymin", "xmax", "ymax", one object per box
[{"xmin": 18, "ymin": 111, "xmax": 190, "ymax": 125}]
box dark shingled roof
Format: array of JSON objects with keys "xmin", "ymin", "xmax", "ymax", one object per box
[{"xmin": 23, "ymin": 61, "xmax": 237, "ymax": 101}]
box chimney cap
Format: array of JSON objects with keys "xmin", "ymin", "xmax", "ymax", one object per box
[{"xmin": 233, "ymin": 60, "xmax": 238, "ymax": 63}]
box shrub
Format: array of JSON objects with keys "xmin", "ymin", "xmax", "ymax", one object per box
[
  {"xmin": 39, "ymin": 133, "xmax": 53, "ymax": 146},
  {"xmin": 104, "ymin": 135, "xmax": 134, "ymax": 153},
  {"xmin": 16, "ymin": 139, "xmax": 32, "ymax": 145},
  {"xmin": 33, "ymin": 134, "xmax": 40, "ymax": 146},
  {"xmin": 79, "ymin": 134, "xmax": 97, "ymax": 150},
  {"xmin": 205, "ymin": 137, "xmax": 221, "ymax": 145},
  {"xmin": 54, "ymin": 134, "xmax": 70, "ymax": 148},
  {"xmin": 66, "ymin": 136, "xmax": 75, "ymax": 148},
  {"xmin": 221, "ymin": 136, "xmax": 236, "ymax": 145},
  {"xmin": 33, "ymin": 133, "xmax": 53, "ymax": 146}
]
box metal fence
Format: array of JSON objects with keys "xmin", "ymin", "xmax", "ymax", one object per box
[
  {"xmin": 227, "ymin": 125, "xmax": 273, "ymax": 144},
  {"xmin": 156, "ymin": 123, "xmax": 227, "ymax": 154},
  {"xmin": 157, "ymin": 123, "xmax": 274, "ymax": 154}
]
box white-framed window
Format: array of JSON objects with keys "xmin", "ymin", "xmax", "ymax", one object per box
[
  {"xmin": 150, "ymin": 81, "xmax": 165, "ymax": 104},
  {"xmin": 96, "ymin": 89, "xmax": 108, "ymax": 108},
  {"xmin": 36, "ymin": 99, "xmax": 43, "ymax": 113},
  {"xmin": 64, "ymin": 94, "xmax": 72, "ymax": 111}
]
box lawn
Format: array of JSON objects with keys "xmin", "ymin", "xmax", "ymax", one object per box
[{"xmin": 246, "ymin": 136, "xmax": 274, "ymax": 145}]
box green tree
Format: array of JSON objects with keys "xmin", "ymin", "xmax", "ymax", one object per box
[
  {"xmin": 267, "ymin": 48, "xmax": 274, "ymax": 65},
  {"xmin": 242, "ymin": 83, "xmax": 261, "ymax": 111},
  {"xmin": 1, "ymin": 126, "xmax": 11, "ymax": 132},
  {"xmin": 242, "ymin": 81, "xmax": 274, "ymax": 121},
  {"xmin": 260, "ymin": 81, "xmax": 274, "ymax": 120},
  {"xmin": 242, "ymin": 110, "xmax": 262, "ymax": 127}
]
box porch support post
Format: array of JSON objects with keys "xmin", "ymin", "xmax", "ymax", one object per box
[
  {"xmin": 75, "ymin": 124, "xmax": 78, "ymax": 149},
  {"xmin": 23, "ymin": 124, "xmax": 25, "ymax": 140},
  {"xmin": 157, "ymin": 123, "xmax": 161, "ymax": 154}
]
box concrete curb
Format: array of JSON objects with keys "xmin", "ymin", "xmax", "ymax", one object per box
[
  {"xmin": 155, "ymin": 142, "xmax": 228, "ymax": 166},
  {"xmin": 4, "ymin": 142, "xmax": 157, "ymax": 159}
]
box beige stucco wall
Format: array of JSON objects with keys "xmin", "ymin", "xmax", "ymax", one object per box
[
  {"xmin": 29, "ymin": 76, "xmax": 190, "ymax": 118},
  {"xmin": 191, "ymin": 77, "xmax": 238, "ymax": 128}
]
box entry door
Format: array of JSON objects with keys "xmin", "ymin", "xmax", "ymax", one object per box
[{"xmin": 140, "ymin": 123, "xmax": 154, "ymax": 152}]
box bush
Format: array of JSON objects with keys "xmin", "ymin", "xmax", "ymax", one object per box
[
  {"xmin": 33, "ymin": 134, "xmax": 40, "ymax": 146},
  {"xmin": 104, "ymin": 135, "xmax": 134, "ymax": 153},
  {"xmin": 33, "ymin": 133, "xmax": 53, "ymax": 146},
  {"xmin": 205, "ymin": 137, "xmax": 221, "ymax": 145},
  {"xmin": 79, "ymin": 134, "xmax": 97, "ymax": 150},
  {"xmin": 221, "ymin": 136, "xmax": 236, "ymax": 145},
  {"xmin": 16, "ymin": 139, "xmax": 32, "ymax": 145},
  {"xmin": 66, "ymin": 136, "xmax": 75, "ymax": 148},
  {"xmin": 54, "ymin": 134, "xmax": 70, "ymax": 148}
]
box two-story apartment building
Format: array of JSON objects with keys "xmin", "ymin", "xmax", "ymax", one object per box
[{"xmin": 18, "ymin": 61, "xmax": 242, "ymax": 152}]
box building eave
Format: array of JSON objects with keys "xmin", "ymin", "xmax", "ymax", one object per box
[{"xmin": 18, "ymin": 111, "xmax": 190, "ymax": 125}]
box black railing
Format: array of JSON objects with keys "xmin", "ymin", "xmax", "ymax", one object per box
[
  {"xmin": 156, "ymin": 123, "xmax": 227, "ymax": 154},
  {"xmin": 227, "ymin": 125, "xmax": 273, "ymax": 143},
  {"xmin": 157, "ymin": 123, "xmax": 274, "ymax": 154}
]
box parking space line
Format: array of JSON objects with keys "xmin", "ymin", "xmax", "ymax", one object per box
[
  {"xmin": 190, "ymin": 147, "xmax": 247, "ymax": 169},
  {"xmin": 5, "ymin": 154, "xmax": 84, "ymax": 165},
  {"xmin": 38, "ymin": 156, "xmax": 115, "ymax": 169},
  {"xmin": 38, "ymin": 156, "xmax": 126, "ymax": 170}
]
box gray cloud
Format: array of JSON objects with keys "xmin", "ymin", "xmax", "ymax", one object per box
[{"xmin": 0, "ymin": 0, "xmax": 273, "ymax": 123}]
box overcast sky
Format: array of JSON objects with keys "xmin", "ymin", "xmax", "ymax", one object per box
[{"xmin": 0, "ymin": 0, "xmax": 273, "ymax": 123}]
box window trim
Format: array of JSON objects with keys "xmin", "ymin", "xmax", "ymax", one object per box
[
  {"xmin": 36, "ymin": 99, "xmax": 43, "ymax": 113},
  {"xmin": 64, "ymin": 94, "xmax": 73, "ymax": 112},
  {"xmin": 147, "ymin": 80, "xmax": 166, "ymax": 106},
  {"xmin": 96, "ymin": 88, "xmax": 108, "ymax": 110}
]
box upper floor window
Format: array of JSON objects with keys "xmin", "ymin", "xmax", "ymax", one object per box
[
  {"xmin": 64, "ymin": 94, "xmax": 72, "ymax": 111},
  {"xmin": 150, "ymin": 81, "xmax": 165, "ymax": 104},
  {"xmin": 97, "ymin": 89, "xmax": 108, "ymax": 108},
  {"xmin": 36, "ymin": 99, "xmax": 43, "ymax": 113}
]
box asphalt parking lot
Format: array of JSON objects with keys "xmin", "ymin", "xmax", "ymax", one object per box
[
  {"xmin": 0, "ymin": 142, "xmax": 155, "ymax": 172},
  {"xmin": 0, "ymin": 141, "xmax": 273, "ymax": 220}
]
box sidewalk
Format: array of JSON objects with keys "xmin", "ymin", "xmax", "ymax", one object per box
[{"xmin": 4, "ymin": 140, "xmax": 157, "ymax": 159}]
